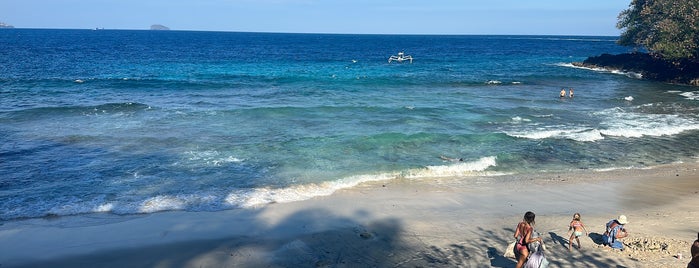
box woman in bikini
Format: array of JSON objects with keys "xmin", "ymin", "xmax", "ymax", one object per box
[
  {"xmin": 568, "ymin": 212, "xmax": 588, "ymax": 251},
  {"xmin": 513, "ymin": 211, "xmax": 542, "ymax": 268}
]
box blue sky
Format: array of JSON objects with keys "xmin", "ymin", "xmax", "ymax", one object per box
[{"xmin": 1, "ymin": 0, "xmax": 629, "ymax": 35}]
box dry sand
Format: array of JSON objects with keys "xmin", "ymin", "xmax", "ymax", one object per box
[{"xmin": 1, "ymin": 162, "xmax": 698, "ymax": 267}]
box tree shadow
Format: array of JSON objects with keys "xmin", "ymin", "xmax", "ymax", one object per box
[
  {"xmin": 487, "ymin": 246, "xmax": 517, "ymax": 268},
  {"xmin": 10, "ymin": 208, "xmax": 418, "ymax": 268},
  {"xmin": 8, "ymin": 210, "xmax": 645, "ymax": 268},
  {"xmin": 418, "ymin": 227, "xmax": 639, "ymax": 268}
]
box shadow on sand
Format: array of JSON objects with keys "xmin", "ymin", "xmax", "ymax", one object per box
[
  {"xmin": 12, "ymin": 212, "xmax": 639, "ymax": 268},
  {"xmin": 589, "ymin": 232, "xmax": 606, "ymax": 245},
  {"xmin": 549, "ymin": 231, "xmax": 569, "ymax": 249}
]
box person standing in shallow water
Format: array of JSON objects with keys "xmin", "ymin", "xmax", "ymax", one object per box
[
  {"xmin": 569, "ymin": 88, "xmax": 574, "ymax": 98},
  {"xmin": 560, "ymin": 88, "xmax": 566, "ymax": 98},
  {"xmin": 513, "ymin": 211, "xmax": 542, "ymax": 268}
]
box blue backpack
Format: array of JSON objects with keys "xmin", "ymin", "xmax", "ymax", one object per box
[{"xmin": 603, "ymin": 220, "xmax": 624, "ymax": 249}]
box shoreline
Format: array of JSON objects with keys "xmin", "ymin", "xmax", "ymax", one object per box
[{"xmin": 1, "ymin": 162, "xmax": 698, "ymax": 267}]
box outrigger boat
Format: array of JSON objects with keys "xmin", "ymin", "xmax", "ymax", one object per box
[{"xmin": 388, "ymin": 52, "xmax": 413, "ymax": 63}]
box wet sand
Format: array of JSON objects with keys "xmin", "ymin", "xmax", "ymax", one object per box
[{"xmin": 1, "ymin": 162, "xmax": 698, "ymax": 267}]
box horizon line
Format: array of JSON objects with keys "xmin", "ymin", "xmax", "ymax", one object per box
[{"xmin": 0, "ymin": 27, "xmax": 621, "ymax": 38}]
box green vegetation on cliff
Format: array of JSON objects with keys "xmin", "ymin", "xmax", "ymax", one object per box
[
  {"xmin": 617, "ymin": 0, "xmax": 699, "ymax": 61},
  {"xmin": 576, "ymin": 1, "xmax": 699, "ymax": 86}
]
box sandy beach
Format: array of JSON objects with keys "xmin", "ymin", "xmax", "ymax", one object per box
[{"xmin": 1, "ymin": 162, "xmax": 698, "ymax": 268}]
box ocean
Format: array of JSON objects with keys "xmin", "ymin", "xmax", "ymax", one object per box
[{"xmin": 1, "ymin": 29, "xmax": 698, "ymax": 221}]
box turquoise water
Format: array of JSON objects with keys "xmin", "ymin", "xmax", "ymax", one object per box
[{"xmin": 1, "ymin": 30, "xmax": 699, "ymax": 220}]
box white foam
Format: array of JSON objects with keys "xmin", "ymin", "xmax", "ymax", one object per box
[
  {"xmin": 509, "ymin": 108, "xmax": 699, "ymax": 141},
  {"xmin": 679, "ymin": 91, "xmax": 699, "ymax": 100},
  {"xmin": 624, "ymin": 96, "xmax": 634, "ymax": 101},
  {"xmin": 532, "ymin": 114, "xmax": 553, "ymax": 118},
  {"xmin": 24, "ymin": 196, "xmax": 115, "ymax": 219},
  {"xmin": 486, "ymin": 80, "xmax": 502, "ymax": 85},
  {"xmin": 595, "ymin": 108, "xmax": 699, "ymax": 138},
  {"xmin": 511, "ymin": 116, "xmax": 531, "ymax": 123},
  {"xmin": 568, "ymin": 129, "xmax": 605, "ymax": 142},
  {"xmin": 593, "ymin": 166, "xmax": 643, "ymax": 172},
  {"xmin": 508, "ymin": 129, "xmax": 561, "ymax": 140},
  {"xmin": 556, "ymin": 63, "xmax": 643, "ymax": 79},
  {"xmin": 183, "ymin": 150, "xmax": 243, "ymax": 167},
  {"xmin": 1, "ymin": 156, "xmax": 500, "ymax": 219},
  {"xmin": 95, "ymin": 203, "xmax": 114, "ymax": 212},
  {"xmin": 506, "ymin": 128, "xmax": 604, "ymax": 142},
  {"xmin": 420, "ymin": 156, "xmax": 497, "ymax": 177},
  {"xmin": 226, "ymin": 172, "xmax": 397, "ymax": 208},
  {"xmin": 224, "ymin": 157, "xmax": 498, "ymax": 208},
  {"xmin": 139, "ymin": 195, "xmax": 186, "ymax": 213}
]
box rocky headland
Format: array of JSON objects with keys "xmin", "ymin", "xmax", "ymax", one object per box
[{"xmin": 573, "ymin": 52, "xmax": 699, "ymax": 86}]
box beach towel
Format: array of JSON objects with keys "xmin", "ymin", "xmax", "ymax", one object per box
[
  {"xmin": 524, "ymin": 243, "xmax": 549, "ymax": 268},
  {"xmin": 504, "ymin": 241, "xmax": 516, "ymax": 259}
]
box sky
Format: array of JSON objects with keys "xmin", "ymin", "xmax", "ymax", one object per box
[{"xmin": 0, "ymin": 0, "xmax": 630, "ymax": 36}]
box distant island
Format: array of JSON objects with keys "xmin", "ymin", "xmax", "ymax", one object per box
[
  {"xmin": 150, "ymin": 24, "xmax": 170, "ymax": 31},
  {"xmin": 0, "ymin": 22, "xmax": 14, "ymax": 28}
]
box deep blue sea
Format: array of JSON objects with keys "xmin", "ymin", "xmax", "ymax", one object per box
[{"xmin": 1, "ymin": 29, "xmax": 699, "ymax": 220}]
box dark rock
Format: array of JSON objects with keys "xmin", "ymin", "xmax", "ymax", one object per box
[{"xmin": 573, "ymin": 52, "xmax": 699, "ymax": 86}]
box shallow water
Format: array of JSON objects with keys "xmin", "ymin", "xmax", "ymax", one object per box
[{"xmin": 1, "ymin": 30, "xmax": 698, "ymax": 220}]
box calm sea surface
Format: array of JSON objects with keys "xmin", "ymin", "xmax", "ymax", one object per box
[{"xmin": 1, "ymin": 29, "xmax": 698, "ymax": 220}]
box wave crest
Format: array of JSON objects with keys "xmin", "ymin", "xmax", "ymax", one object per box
[
  {"xmin": 505, "ymin": 128, "xmax": 604, "ymax": 142},
  {"xmin": 421, "ymin": 156, "xmax": 498, "ymax": 177},
  {"xmin": 227, "ymin": 156, "xmax": 498, "ymax": 208},
  {"xmin": 504, "ymin": 106, "xmax": 699, "ymax": 141},
  {"xmin": 596, "ymin": 109, "xmax": 699, "ymax": 138}
]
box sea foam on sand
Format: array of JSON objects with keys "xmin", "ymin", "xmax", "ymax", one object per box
[{"xmin": 1, "ymin": 162, "xmax": 698, "ymax": 268}]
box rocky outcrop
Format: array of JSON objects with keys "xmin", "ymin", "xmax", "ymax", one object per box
[{"xmin": 573, "ymin": 53, "xmax": 699, "ymax": 86}]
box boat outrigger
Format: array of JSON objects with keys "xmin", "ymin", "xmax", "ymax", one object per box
[{"xmin": 388, "ymin": 52, "xmax": 413, "ymax": 63}]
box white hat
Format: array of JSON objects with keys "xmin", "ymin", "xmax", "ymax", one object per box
[{"xmin": 617, "ymin": 215, "xmax": 628, "ymax": 225}]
